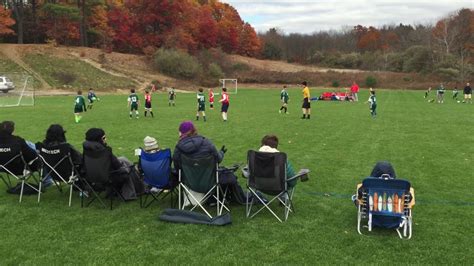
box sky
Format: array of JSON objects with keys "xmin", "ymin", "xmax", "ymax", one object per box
[{"xmin": 221, "ymin": 0, "xmax": 474, "ymax": 34}]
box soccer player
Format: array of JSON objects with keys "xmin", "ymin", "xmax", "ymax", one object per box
[
  {"xmin": 437, "ymin": 83, "xmax": 445, "ymax": 103},
  {"xmin": 424, "ymin": 87, "xmax": 432, "ymax": 98},
  {"xmin": 209, "ymin": 88, "xmax": 214, "ymax": 110},
  {"xmin": 128, "ymin": 88, "xmax": 140, "ymax": 119},
  {"xmin": 301, "ymin": 81, "xmax": 311, "ymax": 119},
  {"xmin": 367, "ymin": 90, "xmax": 377, "ymax": 118},
  {"xmin": 452, "ymin": 86, "xmax": 459, "ymax": 101},
  {"xmin": 219, "ymin": 87, "xmax": 230, "ymax": 122},
  {"xmin": 279, "ymin": 85, "xmax": 289, "ymax": 114},
  {"xmin": 87, "ymin": 88, "xmax": 98, "ymax": 109},
  {"xmin": 144, "ymin": 90, "xmax": 154, "ymax": 118},
  {"xmin": 463, "ymin": 82, "xmax": 472, "ymax": 103},
  {"xmin": 196, "ymin": 88, "xmax": 206, "ymax": 121},
  {"xmin": 74, "ymin": 90, "xmax": 86, "ymax": 123},
  {"xmin": 168, "ymin": 87, "xmax": 176, "ymax": 106}
]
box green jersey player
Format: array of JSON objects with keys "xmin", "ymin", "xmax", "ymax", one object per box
[
  {"xmin": 196, "ymin": 88, "xmax": 206, "ymax": 121},
  {"xmin": 74, "ymin": 90, "xmax": 87, "ymax": 123},
  {"xmin": 279, "ymin": 85, "xmax": 289, "ymax": 114},
  {"xmin": 128, "ymin": 88, "xmax": 140, "ymax": 119}
]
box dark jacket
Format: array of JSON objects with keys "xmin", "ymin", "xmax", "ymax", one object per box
[
  {"xmin": 173, "ymin": 135, "xmax": 224, "ymax": 170},
  {"xmin": 0, "ymin": 132, "xmax": 39, "ymax": 171},
  {"xmin": 42, "ymin": 140, "xmax": 83, "ymax": 166},
  {"xmin": 82, "ymin": 140, "xmax": 122, "ymax": 172}
]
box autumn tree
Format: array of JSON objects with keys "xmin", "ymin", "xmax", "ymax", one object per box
[{"xmin": 0, "ymin": 4, "xmax": 15, "ymax": 36}]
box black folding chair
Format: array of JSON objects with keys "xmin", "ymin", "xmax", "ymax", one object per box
[
  {"xmin": 81, "ymin": 149, "xmax": 125, "ymax": 210},
  {"xmin": 0, "ymin": 142, "xmax": 40, "ymax": 203},
  {"xmin": 178, "ymin": 154, "xmax": 227, "ymax": 218},
  {"xmin": 36, "ymin": 143, "xmax": 83, "ymax": 207},
  {"xmin": 245, "ymin": 150, "xmax": 309, "ymax": 222}
]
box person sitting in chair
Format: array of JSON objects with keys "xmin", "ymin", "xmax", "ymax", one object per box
[
  {"xmin": 40, "ymin": 124, "xmax": 83, "ymax": 171},
  {"xmin": 83, "ymin": 128, "xmax": 133, "ymax": 190},
  {"xmin": 172, "ymin": 121, "xmax": 225, "ymax": 170},
  {"xmin": 258, "ymin": 135, "xmax": 297, "ymax": 188},
  {"xmin": 0, "ymin": 120, "xmax": 40, "ymax": 172}
]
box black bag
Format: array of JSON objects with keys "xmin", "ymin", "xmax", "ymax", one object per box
[
  {"xmin": 218, "ymin": 165, "xmax": 247, "ymax": 205},
  {"xmin": 6, "ymin": 182, "xmax": 39, "ymax": 195}
]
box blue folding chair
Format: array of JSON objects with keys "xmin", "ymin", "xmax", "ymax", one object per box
[
  {"xmin": 139, "ymin": 148, "xmax": 176, "ymax": 208},
  {"xmin": 356, "ymin": 177, "xmax": 415, "ymax": 239}
]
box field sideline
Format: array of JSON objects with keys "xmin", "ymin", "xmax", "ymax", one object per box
[{"xmin": 0, "ymin": 88, "xmax": 473, "ymax": 264}]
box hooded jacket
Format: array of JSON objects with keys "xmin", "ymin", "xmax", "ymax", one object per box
[
  {"xmin": 82, "ymin": 140, "xmax": 122, "ymax": 171},
  {"xmin": 0, "ymin": 132, "xmax": 39, "ymax": 172},
  {"xmin": 173, "ymin": 135, "xmax": 224, "ymax": 170}
]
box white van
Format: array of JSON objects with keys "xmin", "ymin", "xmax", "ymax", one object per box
[{"xmin": 0, "ymin": 76, "xmax": 15, "ymax": 93}]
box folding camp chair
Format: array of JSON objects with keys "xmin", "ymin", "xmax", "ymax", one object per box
[
  {"xmin": 81, "ymin": 149, "xmax": 125, "ymax": 210},
  {"xmin": 0, "ymin": 142, "xmax": 41, "ymax": 203},
  {"xmin": 139, "ymin": 148, "xmax": 177, "ymax": 208},
  {"xmin": 178, "ymin": 154, "xmax": 227, "ymax": 218},
  {"xmin": 36, "ymin": 143, "xmax": 83, "ymax": 207},
  {"xmin": 356, "ymin": 177, "xmax": 415, "ymax": 239},
  {"xmin": 245, "ymin": 150, "xmax": 309, "ymax": 222}
]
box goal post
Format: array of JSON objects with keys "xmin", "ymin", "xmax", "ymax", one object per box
[
  {"xmin": 0, "ymin": 73, "xmax": 35, "ymax": 107},
  {"xmin": 219, "ymin": 79, "xmax": 238, "ymax": 95}
]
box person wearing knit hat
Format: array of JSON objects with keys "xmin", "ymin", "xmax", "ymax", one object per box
[
  {"xmin": 143, "ymin": 136, "xmax": 159, "ymax": 153},
  {"xmin": 173, "ymin": 121, "xmax": 226, "ymax": 171}
]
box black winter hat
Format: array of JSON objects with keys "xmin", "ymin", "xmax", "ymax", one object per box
[{"xmin": 85, "ymin": 128, "xmax": 105, "ymax": 142}]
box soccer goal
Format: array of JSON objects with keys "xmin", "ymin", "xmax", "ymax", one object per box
[
  {"xmin": 0, "ymin": 73, "xmax": 35, "ymax": 107},
  {"xmin": 219, "ymin": 79, "xmax": 238, "ymax": 94}
]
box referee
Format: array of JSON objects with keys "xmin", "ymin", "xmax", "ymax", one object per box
[{"xmin": 301, "ymin": 81, "xmax": 311, "ymax": 119}]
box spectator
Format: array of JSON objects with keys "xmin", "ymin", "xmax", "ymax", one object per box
[
  {"xmin": 172, "ymin": 121, "xmax": 225, "ymax": 170},
  {"xmin": 83, "ymin": 128, "xmax": 133, "ymax": 190},
  {"xmin": 258, "ymin": 134, "xmax": 297, "ymax": 188},
  {"xmin": 463, "ymin": 82, "xmax": 472, "ymax": 104},
  {"xmin": 40, "ymin": 124, "xmax": 82, "ymax": 167},
  {"xmin": 0, "ymin": 120, "xmax": 40, "ymax": 172},
  {"xmin": 350, "ymin": 81, "xmax": 360, "ymax": 102}
]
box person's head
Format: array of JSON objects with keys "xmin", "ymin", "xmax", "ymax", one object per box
[
  {"xmin": 222, "ymin": 87, "xmax": 227, "ymax": 92},
  {"xmin": 178, "ymin": 121, "xmax": 197, "ymax": 139},
  {"xmin": 85, "ymin": 128, "xmax": 107, "ymax": 145},
  {"xmin": 77, "ymin": 90, "xmax": 82, "ymax": 95},
  {"xmin": 467, "ymin": 82, "xmax": 470, "ymax": 86},
  {"xmin": 89, "ymin": 88, "xmax": 93, "ymax": 92},
  {"xmin": 131, "ymin": 88, "xmax": 136, "ymax": 93},
  {"xmin": 0, "ymin": 121, "xmax": 15, "ymax": 135},
  {"xmin": 283, "ymin": 85, "xmax": 287, "ymax": 89},
  {"xmin": 370, "ymin": 161, "xmax": 396, "ymax": 179},
  {"xmin": 301, "ymin": 81, "xmax": 307, "ymax": 87},
  {"xmin": 261, "ymin": 135, "xmax": 279, "ymax": 149},
  {"xmin": 45, "ymin": 124, "xmax": 66, "ymax": 143},
  {"xmin": 143, "ymin": 136, "xmax": 159, "ymax": 152},
  {"xmin": 199, "ymin": 88, "xmax": 203, "ymax": 93}
]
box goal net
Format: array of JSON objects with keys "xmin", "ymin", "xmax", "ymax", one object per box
[
  {"xmin": 0, "ymin": 73, "xmax": 35, "ymax": 107},
  {"xmin": 218, "ymin": 79, "xmax": 238, "ymax": 95}
]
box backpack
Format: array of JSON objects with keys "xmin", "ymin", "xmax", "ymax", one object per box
[{"xmin": 219, "ymin": 166, "xmax": 247, "ymax": 205}]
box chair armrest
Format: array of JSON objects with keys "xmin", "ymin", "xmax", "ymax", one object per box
[{"xmin": 287, "ymin": 169, "xmax": 310, "ymax": 182}]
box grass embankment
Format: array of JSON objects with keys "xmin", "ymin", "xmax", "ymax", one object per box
[
  {"xmin": 23, "ymin": 53, "xmax": 137, "ymax": 90},
  {"xmin": 0, "ymin": 89, "xmax": 473, "ymax": 264}
]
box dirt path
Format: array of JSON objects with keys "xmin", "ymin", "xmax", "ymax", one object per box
[{"xmin": 0, "ymin": 44, "xmax": 52, "ymax": 89}]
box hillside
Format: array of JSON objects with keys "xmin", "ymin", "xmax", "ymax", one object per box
[{"xmin": 0, "ymin": 44, "xmax": 440, "ymax": 92}]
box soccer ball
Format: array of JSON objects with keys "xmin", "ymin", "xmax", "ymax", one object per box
[{"xmin": 457, "ymin": 100, "xmax": 461, "ymax": 103}]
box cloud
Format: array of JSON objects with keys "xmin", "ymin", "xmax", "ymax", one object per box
[{"xmin": 221, "ymin": 0, "xmax": 473, "ymax": 34}]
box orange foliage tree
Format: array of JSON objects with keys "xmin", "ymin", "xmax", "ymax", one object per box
[{"xmin": 0, "ymin": 4, "xmax": 15, "ymax": 36}]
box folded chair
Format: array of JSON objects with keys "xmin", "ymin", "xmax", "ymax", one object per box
[
  {"xmin": 0, "ymin": 143, "xmax": 40, "ymax": 203},
  {"xmin": 356, "ymin": 177, "xmax": 415, "ymax": 239},
  {"xmin": 178, "ymin": 154, "xmax": 227, "ymax": 218},
  {"xmin": 36, "ymin": 143, "xmax": 83, "ymax": 207},
  {"xmin": 245, "ymin": 150, "xmax": 309, "ymax": 222},
  {"xmin": 82, "ymin": 149, "xmax": 125, "ymax": 210},
  {"xmin": 139, "ymin": 148, "xmax": 177, "ymax": 208}
]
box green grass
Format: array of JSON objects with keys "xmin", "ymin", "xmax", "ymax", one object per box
[
  {"xmin": 0, "ymin": 88, "xmax": 473, "ymax": 264},
  {"xmin": 23, "ymin": 53, "xmax": 137, "ymax": 89}
]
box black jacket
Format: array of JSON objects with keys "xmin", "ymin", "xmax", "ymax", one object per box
[
  {"xmin": 173, "ymin": 135, "xmax": 224, "ymax": 169},
  {"xmin": 0, "ymin": 132, "xmax": 39, "ymax": 171},
  {"xmin": 82, "ymin": 140, "xmax": 122, "ymax": 172},
  {"xmin": 41, "ymin": 140, "xmax": 83, "ymax": 166}
]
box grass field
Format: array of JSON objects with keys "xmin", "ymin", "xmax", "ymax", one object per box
[{"xmin": 0, "ymin": 88, "xmax": 473, "ymax": 264}]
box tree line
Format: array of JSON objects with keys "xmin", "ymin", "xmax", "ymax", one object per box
[
  {"xmin": 260, "ymin": 8, "xmax": 473, "ymax": 82},
  {"xmin": 0, "ymin": 0, "xmax": 261, "ymax": 56}
]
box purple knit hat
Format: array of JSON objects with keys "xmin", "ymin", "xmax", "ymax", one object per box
[{"xmin": 179, "ymin": 121, "xmax": 195, "ymax": 134}]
